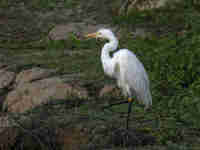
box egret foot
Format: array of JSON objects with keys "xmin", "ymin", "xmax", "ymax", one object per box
[
  {"xmin": 103, "ymin": 97, "xmax": 135, "ymax": 109},
  {"xmin": 128, "ymin": 97, "xmax": 134, "ymax": 102}
]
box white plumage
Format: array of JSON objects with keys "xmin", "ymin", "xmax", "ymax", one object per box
[
  {"xmin": 85, "ymin": 28, "xmax": 152, "ymax": 129},
  {"xmin": 112, "ymin": 49, "xmax": 152, "ymax": 108}
]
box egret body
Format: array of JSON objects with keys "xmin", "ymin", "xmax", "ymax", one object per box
[{"xmin": 86, "ymin": 28, "xmax": 152, "ymax": 129}]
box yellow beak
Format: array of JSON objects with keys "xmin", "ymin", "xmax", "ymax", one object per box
[{"xmin": 85, "ymin": 32, "xmax": 98, "ymax": 38}]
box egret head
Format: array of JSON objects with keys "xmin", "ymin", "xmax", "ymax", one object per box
[{"xmin": 85, "ymin": 28, "xmax": 115, "ymax": 40}]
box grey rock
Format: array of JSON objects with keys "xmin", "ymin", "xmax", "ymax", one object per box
[
  {"xmin": 0, "ymin": 70, "xmax": 15, "ymax": 89},
  {"xmin": 48, "ymin": 23, "xmax": 116, "ymax": 40}
]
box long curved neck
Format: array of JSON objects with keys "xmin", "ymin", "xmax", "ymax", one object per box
[{"xmin": 101, "ymin": 36, "xmax": 118, "ymax": 77}]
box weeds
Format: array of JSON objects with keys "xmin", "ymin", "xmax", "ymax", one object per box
[{"xmin": 0, "ymin": 0, "xmax": 200, "ymax": 150}]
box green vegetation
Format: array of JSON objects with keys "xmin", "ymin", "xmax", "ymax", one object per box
[
  {"xmin": 1, "ymin": 1, "xmax": 200, "ymax": 149},
  {"xmin": 111, "ymin": 2, "xmax": 200, "ymax": 146}
]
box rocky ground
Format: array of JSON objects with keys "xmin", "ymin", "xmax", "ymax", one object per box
[{"xmin": 0, "ymin": 0, "xmax": 200, "ymax": 150}]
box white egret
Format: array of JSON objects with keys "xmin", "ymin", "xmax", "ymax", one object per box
[{"xmin": 85, "ymin": 28, "xmax": 152, "ymax": 129}]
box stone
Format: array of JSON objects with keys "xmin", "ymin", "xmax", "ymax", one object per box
[
  {"xmin": 15, "ymin": 67, "xmax": 56, "ymax": 87},
  {"xmin": 0, "ymin": 70, "xmax": 15, "ymax": 89},
  {"xmin": 99, "ymin": 84, "xmax": 121, "ymax": 97},
  {"xmin": 4, "ymin": 77, "xmax": 88, "ymax": 113},
  {"xmin": 0, "ymin": 115, "xmax": 18, "ymax": 148},
  {"xmin": 48, "ymin": 23, "xmax": 117, "ymax": 40},
  {"xmin": 119, "ymin": 0, "xmax": 182, "ymax": 14}
]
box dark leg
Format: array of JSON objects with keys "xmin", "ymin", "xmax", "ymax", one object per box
[
  {"xmin": 103, "ymin": 100, "xmax": 129, "ymax": 109},
  {"xmin": 103, "ymin": 98, "xmax": 134, "ymax": 130},
  {"xmin": 126, "ymin": 101, "xmax": 133, "ymax": 130}
]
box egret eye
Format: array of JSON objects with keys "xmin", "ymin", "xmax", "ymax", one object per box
[{"xmin": 98, "ymin": 32, "xmax": 102, "ymax": 36}]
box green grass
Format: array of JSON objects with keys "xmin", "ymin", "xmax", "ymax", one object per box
[{"xmin": 110, "ymin": 3, "xmax": 200, "ymax": 147}]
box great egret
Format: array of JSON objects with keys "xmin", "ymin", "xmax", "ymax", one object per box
[{"xmin": 85, "ymin": 28, "xmax": 152, "ymax": 129}]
